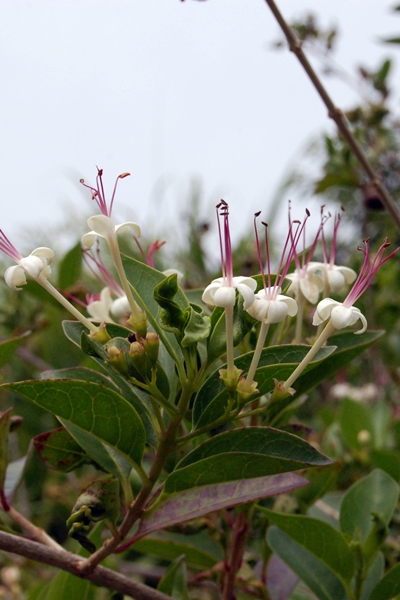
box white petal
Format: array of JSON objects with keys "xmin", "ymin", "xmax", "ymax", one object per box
[
  {"xmin": 115, "ymin": 221, "xmax": 141, "ymax": 238},
  {"xmin": 265, "ymin": 300, "xmax": 289, "ymax": 323},
  {"xmin": 81, "ymin": 231, "xmax": 102, "ymax": 248},
  {"xmin": 202, "ymin": 280, "xmax": 223, "ymax": 306},
  {"xmin": 87, "ymin": 288, "xmax": 113, "ymax": 322},
  {"xmin": 212, "ymin": 286, "xmax": 236, "ymax": 308},
  {"xmin": 163, "ymin": 268, "xmax": 184, "ymax": 283},
  {"xmin": 299, "ymin": 273, "xmax": 324, "ymax": 304},
  {"xmin": 335, "ymin": 266, "xmax": 357, "ymax": 285},
  {"xmin": 19, "ymin": 255, "xmax": 47, "ymax": 278},
  {"xmin": 276, "ymin": 294, "xmax": 298, "ymax": 317},
  {"xmin": 231, "ymin": 276, "xmax": 257, "ymax": 292},
  {"xmin": 4, "ymin": 265, "xmax": 27, "ymax": 290},
  {"xmin": 312, "ymin": 298, "xmax": 340, "ymax": 326},
  {"xmin": 246, "ymin": 297, "xmax": 269, "ymax": 322},
  {"xmin": 330, "ymin": 305, "xmax": 359, "ymax": 330},
  {"xmin": 87, "ymin": 215, "xmax": 116, "ymax": 238},
  {"xmin": 326, "ymin": 269, "xmax": 346, "ymax": 293},
  {"xmin": 111, "ymin": 295, "xmax": 131, "ymax": 319},
  {"xmin": 236, "ymin": 282, "xmax": 255, "ymax": 310},
  {"xmin": 30, "ymin": 247, "xmax": 54, "ymax": 265}
]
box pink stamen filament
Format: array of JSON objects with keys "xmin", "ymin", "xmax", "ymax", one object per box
[
  {"xmin": 83, "ymin": 245, "xmax": 124, "ymax": 297},
  {"xmin": 80, "ymin": 168, "xmax": 130, "ymax": 217},
  {"xmin": 0, "ymin": 230, "xmax": 23, "ymax": 261},
  {"xmin": 344, "ymin": 238, "xmax": 399, "ymax": 307},
  {"xmin": 216, "ymin": 200, "xmax": 233, "ymax": 286}
]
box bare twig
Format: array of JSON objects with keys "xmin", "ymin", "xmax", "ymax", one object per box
[
  {"xmin": 6, "ymin": 505, "xmax": 62, "ymax": 551},
  {"xmin": 0, "ymin": 530, "xmax": 172, "ymax": 600},
  {"xmin": 264, "ymin": 0, "xmax": 400, "ymax": 232}
]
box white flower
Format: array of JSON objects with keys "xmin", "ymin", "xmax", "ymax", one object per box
[
  {"xmin": 82, "ymin": 215, "xmax": 141, "ymax": 248},
  {"xmin": 4, "ymin": 247, "xmax": 54, "ymax": 291},
  {"xmin": 312, "ymin": 298, "xmax": 367, "ymax": 334},
  {"xmin": 111, "ymin": 295, "xmax": 131, "ymax": 319},
  {"xmin": 86, "ymin": 287, "xmax": 113, "ymax": 322},
  {"xmin": 247, "ymin": 289, "xmax": 298, "ymax": 324},
  {"xmin": 286, "ymin": 268, "xmax": 324, "ymax": 304},
  {"xmin": 308, "ymin": 261, "xmax": 357, "ymax": 294},
  {"xmin": 202, "ymin": 276, "xmax": 256, "ymax": 309}
]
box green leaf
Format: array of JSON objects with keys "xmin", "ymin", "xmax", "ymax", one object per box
[
  {"xmin": 166, "ymin": 427, "xmax": 331, "ymax": 493},
  {"xmin": 339, "ymin": 398, "xmax": 373, "ymax": 451},
  {"xmin": 157, "ymin": 555, "xmax": 188, "ymax": 600},
  {"xmin": 132, "ymin": 531, "xmax": 222, "ymax": 570},
  {"xmin": 340, "ymin": 469, "xmax": 399, "ymax": 544},
  {"xmin": 361, "ymin": 552, "xmax": 384, "ymax": 600},
  {"xmin": 371, "ymin": 449, "xmax": 400, "ymax": 482},
  {"xmin": 370, "ymin": 563, "xmax": 400, "ymax": 600},
  {"xmin": 33, "ymin": 427, "xmax": 94, "ymax": 472},
  {"xmin": 121, "ymin": 254, "xmax": 184, "ymax": 363},
  {"xmin": 262, "ymin": 509, "xmax": 355, "ymax": 583},
  {"xmin": 131, "ymin": 473, "xmax": 307, "ymax": 542},
  {"xmin": 42, "ymin": 367, "xmax": 117, "ymax": 390},
  {"xmin": 59, "ymin": 420, "xmax": 132, "ymax": 484},
  {"xmin": 4, "ymin": 379, "xmax": 146, "ymax": 467},
  {"xmin": 57, "ymin": 242, "xmax": 82, "ymax": 290},
  {"xmin": 193, "ymin": 344, "xmax": 335, "ymax": 429},
  {"xmin": 0, "ymin": 331, "xmax": 31, "ymax": 370},
  {"xmin": 267, "ymin": 527, "xmax": 349, "ymax": 600}
]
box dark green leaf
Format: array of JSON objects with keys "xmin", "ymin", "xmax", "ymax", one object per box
[
  {"xmin": 193, "ymin": 344, "xmax": 335, "ymax": 429},
  {"xmin": 4, "ymin": 379, "xmax": 146, "ymax": 466},
  {"xmin": 267, "ymin": 527, "xmax": 349, "ymax": 600},
  {"xmin": 157, "ymin": 555, "xmax": 188, "ymax": 600},
  {"xmin": 0, "ymin": 409, "xmax": 12, "ymax": 492},
  {"xmin": 262, "ymin": 509, "xmax": 355, "ymax": 583},
  {"xmin": 166, "ymin": 427, "xmax": 331, "ymax": 493},
  {"xmin": 370, "ymin": 563, "xmax": 400, "ymax": 600},
  {"xmin": 339, "ymin": 398, "xmax": 373, "ymax": 451},
  {"xmin": 33, "ymin": 427, "xmax": 93, "ymax": 472}
]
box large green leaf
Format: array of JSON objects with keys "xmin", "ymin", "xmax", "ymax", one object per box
[
  {"xmin": 166, "ymin": 427, "xmax": 331, "ymax": 493},
  {"xmin": 157, "ymin": 555, "xmax": 188, "ymax": 600},
  {"xmin": 5, "ymin": 379, "xmax": 146, "ymax": 466},
  {"xmin": 262, "ymin": 509, "xmax": 355, "ymax": 583},
  {"xmin": 370, "ymin": 563, "xmax": 400, "ymax": 600},
  {"xmin": 33, "ymin": 427, "xmax": 94, "ymax": 472},
  {"xmin": 267, "ymin": 527, "xmax": 349, "ymax": 600},
  {"xmin": 193, "ymin": 344, "xmax": 335, "ymax": 429},
  {"xmin": 131, "ymin": 472, "xmax": 307, "ymax": 543},
  {"xmin": 121, "ymin": 254, "xmax": 185, "ymax": 363},
  {"xmin": 0, "ymin": 331, "xmax": 31, "ymax": 370},
  {"xmin": 362, "ymin": 553, "xmax": 384, "ymax": 600},
  {"xmin": 340, "ymin": 469, "xmax": 399, "ymax": 544}
]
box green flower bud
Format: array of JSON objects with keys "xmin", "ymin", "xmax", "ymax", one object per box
[
  {"xmin": 107, "ymin": 345, "xmax": 129, "ymax": 376},
  {"xmin": 142, "ymin": 332, "xmax": 159, "ymax": 364},
  {"xmin": 128, "ymin": 341, "xmax": 147, "ymax": 374},
  {"xmin": 127, "ymin": 309, "xmax": 147, "ymax": 338}
]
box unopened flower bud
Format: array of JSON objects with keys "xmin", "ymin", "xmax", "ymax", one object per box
[
  {"xmin": 128, "ymin": 309, "xmax": 147, "ymax": 338},
  {"xmin": 128, "ymin": 341, "xmax": 147, "ymax": 374},
  {"xmin": 142, "ymin": 332, "xmax": 159, "ymax": 364},
  {"xmin": 91, "ymin": 324, "xmax": 111, "ymax": 344},
  {"xmin": 107, "ymin": 346, "xmax": 129, "ymax": 376},
  {"xmin": 219, "ymin": 366, "xmax": 243, "ymax": 393},
  {"xmin": 236, "ymin": 377, "xmax": 259, "ymax": 404}
]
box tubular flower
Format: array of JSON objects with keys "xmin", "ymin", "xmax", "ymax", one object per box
[
  {"xmin": 81, "ymin": 168, "xmax": 140, "ymax": 248},
  {"xmin": 246, "ymin": 214, "xmax": 298, "ymax": 324},
  {"xmin": 86, "ymin": 288, "xmax": 113, "ymax": 323},
  {"xmin": 307, "ymin": 208, "xmax": 356, "ymax": 294},
  {"xmin": 202, "ymin": 201, "xmax": 256, "ymax": 309},
  {"xmin": 313, "ymin": 237, "xmax": 399, "ymax": 334},
  {"xmin": 0, "ymin": 231, "xmax": 54, "ymax": 290}
]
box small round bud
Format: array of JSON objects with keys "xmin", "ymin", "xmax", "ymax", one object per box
[{"xmin": 142, "ymin": 332, "xmax": 159, "ymax": 364}]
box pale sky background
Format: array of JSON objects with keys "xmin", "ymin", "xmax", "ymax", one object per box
[{"xmin": 0, "ymin": 0, "xmax": 399, "ymax": 258}]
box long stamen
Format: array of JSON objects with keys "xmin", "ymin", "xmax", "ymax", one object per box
[
  {"xmin": 109, "ymin": 172, "xmax": 130, "ymax": 216},
  {"xmin": 83, "ymin": 245, "xmax": 124, "ymax": 297},
  {"xmin": 216, "ymin": 202, "xmax": 226, "ymax": 281},
  {"xmin": 254, "ymin": 213, "xmax": 267, "ymax": 292},
  {"xmin": 0, "ymin": 230, "xmax": 23, "ymax": 261}
]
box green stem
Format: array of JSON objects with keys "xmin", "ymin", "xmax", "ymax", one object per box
[
  {"xmin": 283, "ymin": 320, "xmax": 335, "ymax": 392},
  {"xmin": 36, "ymin": 276, "xmax": 99, "ymax": 334},
  {"xmin": 243, "ymin": 322, "xmax": 269, "ymax": 391}
]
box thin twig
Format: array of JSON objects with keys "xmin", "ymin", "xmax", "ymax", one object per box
[
  {"xmin": 264, "ymin": 0, "xmax": 400, "ymax": 232},
  {"xmin": 0, "ymin": 530, "xmax": 172, "ymax": 600}
]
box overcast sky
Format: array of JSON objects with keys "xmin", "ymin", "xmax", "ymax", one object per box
[{"xmin": 0, "ymin": 0, "xmax": 398, "ymax": 258}]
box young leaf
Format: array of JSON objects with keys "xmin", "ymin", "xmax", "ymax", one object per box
[
  {"xmin": 166, "ymin": 427, "xmax": 331, "ymax": 492},
  {"xmin": 340, "ymin": 469, "xmax": 399, "ymax": 544},
  {"xmin": 267, "ymin": 527, "xmax": 349, "ymax": 600},
  {"xmin": 4, "ymin": 379, "xmax": 146, "ymax": 466},
  {"xmin": 131, "ymin": 473, "xmax": 308, "ymax": 543},
  {"xmin": 370, "ymin": 562, "xmax": 400, "ymax": 600}
]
